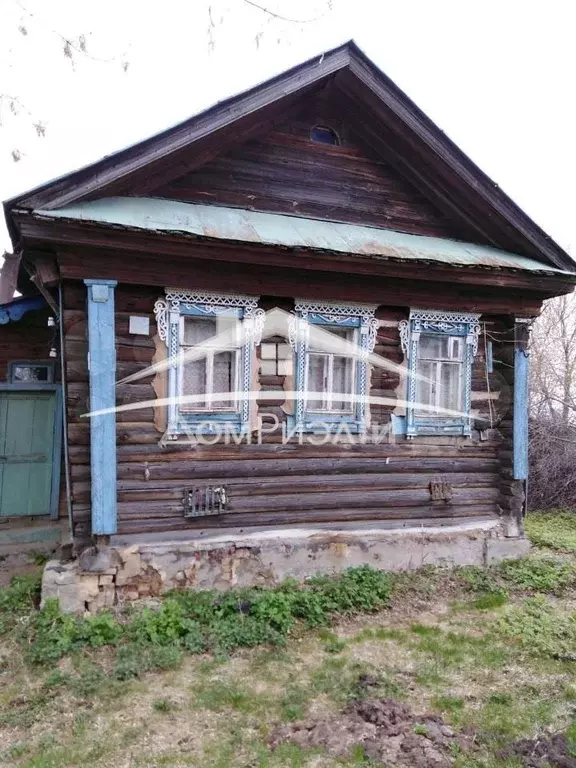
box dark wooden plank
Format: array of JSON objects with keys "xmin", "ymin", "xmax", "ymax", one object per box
[{"xmin": 70, "ymin": 471, "xmax": 499, "ymax": 503}]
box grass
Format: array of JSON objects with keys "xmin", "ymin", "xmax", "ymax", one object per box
[
  {"xmin": 525, "ymin": 510, "xmax": 576, "ymax": 551},
  {"xmin": 1, "ymin": 510, "xmax": 576, "ymax": 766}
]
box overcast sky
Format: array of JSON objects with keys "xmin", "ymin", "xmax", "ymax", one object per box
[{"xmin": 1, "ymin": 0, "xmax": 574, "ymax": 258}]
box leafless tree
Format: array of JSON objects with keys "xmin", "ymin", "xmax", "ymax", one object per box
[
  {"xmin": 529, "ymin": 291, "xmax": 576, "ymax": 508},
  {"xmin": 1, "ymin": 0, "xmax": 334, "ymax": 161}
]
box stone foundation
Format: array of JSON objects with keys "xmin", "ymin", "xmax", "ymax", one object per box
[{"xmin": 41, "ymin": 520, "xmax": 531, "ymax": 613}]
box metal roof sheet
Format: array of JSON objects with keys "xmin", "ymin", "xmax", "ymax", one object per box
[{"xmin": 33, "ymin": 197, "xmax": 574, "ymax": 275}]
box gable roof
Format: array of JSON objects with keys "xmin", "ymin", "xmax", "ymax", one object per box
[{"xmin": 4, "ymin": 40, "xmax": 575, "ymax": 272}]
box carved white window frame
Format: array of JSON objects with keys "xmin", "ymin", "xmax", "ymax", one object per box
[
  {"xmin": 398, "ymin": 308, "xmax": 481, "ymax": 437},
  {"xmin": 287, "ymin": 299, "xmax": 378, "ymax": 433},
  {"xmin": 154, "ymin": 289, "xmax": 265, "ymax": 436}
]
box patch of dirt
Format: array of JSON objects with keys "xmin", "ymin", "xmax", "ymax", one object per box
[
  {"xmin": 500, "ymin": 733, "xmax": 576, "ymax": 767},
  {"xmin": 0, "ymin": 554, "xmax": 40, "ymax": 588},
  {"xmin": 270, "ymin": 687, "xmax": 475, "ymax": 767}
]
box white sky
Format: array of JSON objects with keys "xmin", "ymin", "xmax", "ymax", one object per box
[{"xmin": 1, "ymin": 0, "xmax": 575, "ymax": 258}]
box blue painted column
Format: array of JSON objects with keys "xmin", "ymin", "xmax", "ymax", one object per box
[
  {"xmin": 513, "ymin": 321, "xmax": 530, "ymax": 481},
  {"xmin": 84, "ymin": 280, "xmax": 117, "ymax": 535}
]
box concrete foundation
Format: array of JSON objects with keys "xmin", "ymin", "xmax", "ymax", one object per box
[{"xmin": 41, "ymin": 518, "xmax": 530, "ymax": 613}]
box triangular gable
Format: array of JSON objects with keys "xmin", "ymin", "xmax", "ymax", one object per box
[
  {"xmin": 151, "ymin": 91, "xmax": 473, "ymax": 242},
  {"xmin": 4, "ymin": 41, "xmax": 574, "ymax": 272}
]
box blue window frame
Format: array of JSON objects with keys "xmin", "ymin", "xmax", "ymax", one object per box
[
  {"xmin": 288, "ymin": 300, "xmax": 378, "ymax": 434},
  {"xmin": 154, "ymin": 289, "xmax": 264, "ymax": 436},
  {"xmin": 399, "ymin": 309, "xmax": 481, "ymax": 437}
]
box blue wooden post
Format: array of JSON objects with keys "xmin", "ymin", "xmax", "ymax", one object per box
[
  {"xmin": 513, "ymin": 329, "xmax": 530, "ymax": 481},
  {"xmin": 84, "ymin": 280, "xmax": 117, "ymax": 535}
]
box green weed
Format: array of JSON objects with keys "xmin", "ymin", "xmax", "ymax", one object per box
[
  {"xmin": 280, "ymin": 684, "xmax": 310, "ymax": 721},
  {"xmin": 317, "ymin": 628, "xmax": 348, "ymax": 653},
  {"xmin": 526, "ymin": 511, "xmax": 576, "ymax": 552},
  {"xmin": 0, "ymin": 573, "xmax": 41, "ymax": 634},
  {"xmin": 497, "ymin": 596, "xmax": 576, "ymax": 659},
  {"xmin": 14, "ymin": 565, "xmax": 390, "ymax": 674},
  {"xmin": 193, "ymin": 679, "xmax": 271, "ymax": 714},
  {"xmin": 411, "ymin": 624, "xmax": 509, "ymax": 668},
  {"xmin": 152, "ymin": 697, "xmax": 174, "ymax": 713},
  {"xmin": 499, "ymin": 557, "xmax": 574, "ymax": 593},
  {"xmin": 433, "ymin": 694, "xmax": 465, "ymax": 714}
]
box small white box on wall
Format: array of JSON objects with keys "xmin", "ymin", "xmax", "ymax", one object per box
[{"xmin": 129, "ymin": 316, "xmax": 150, "ymax": 336}]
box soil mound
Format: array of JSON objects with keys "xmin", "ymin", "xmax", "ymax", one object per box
[{"xmin": 270, "ymin": 696, "xmax": 474, "ymax": 767}]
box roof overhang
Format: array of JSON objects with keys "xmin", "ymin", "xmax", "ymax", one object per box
[
  {"xmin": 0, "ymin": 295, "xmax": 46, "ymax": 325},
  {"xmin": 23, "ymin": 198, "xmax": 575, "ymax": 278}
]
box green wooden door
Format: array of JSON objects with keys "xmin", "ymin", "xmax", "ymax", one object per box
[{"xmin": 0, "ymin": 391, "xmax": 57, "ymax": 517}]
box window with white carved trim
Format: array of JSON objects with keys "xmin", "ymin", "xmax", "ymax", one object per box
[
  {"xmin": 288, "ymin": 300, "xmax": 378, "ymax": 433},
  {"xmin": 399, "ymin": 309, "xmax": 480, "ymax": 437},
  {"xmin": 154, "ymin": 290, "xmax": 264, "ymax": 436}
]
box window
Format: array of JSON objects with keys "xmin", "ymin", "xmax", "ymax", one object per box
[
  {"xmin": 260, "ymin": 343, "xmax": 292, "ymax": 377},
  {"xmin": 310, "ymin": 125, "xmax": 340, "ymax": 146},
  {"xmin": 399, "ymin": 309, "xmax": 481, "ymax": 436},
  {"xmin": 307, "ymin": 326, "xmax": 356, "ymax": 413},
  {"xmin": 180, "ymin": 315, "xmax": 239, "ymax": 412},
  {"xmin": 8, "ymin": 361, "xmax": 54, "ymax": 384},
  {"xmin": 288, "ymin": 300, "xmax": 378, "ymax": 433},
  {"xmin": 154, "ymin": 290, "xmax": 264, "ymax": 436}
]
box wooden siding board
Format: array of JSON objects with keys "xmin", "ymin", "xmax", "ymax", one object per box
[
  {"xmin": 153, "ymin": 119, "xmax": 472, "ymax": 240},
  {"xmin": 84, "ymin": 280, "xmax": 118, "ymax": 535}
]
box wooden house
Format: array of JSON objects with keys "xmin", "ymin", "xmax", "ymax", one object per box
[{"xmin": 2, "ymin": 42, "xmax": 575, "ymax": 608}]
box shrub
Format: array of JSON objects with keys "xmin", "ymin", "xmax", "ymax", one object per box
[
  {"xmin": 74, "ymin": 612, "xmax": 123, "ymax": 648},
  {"xmin": 21, "ymin": 566, "xmax": 391, "ymax": 670},
  {"xmin": 26, "ymin": 600, "xmax": 79, "ymax": 663},
  {"xmin": 307, "ymin": 565, "xmax": 392, "ymax": 614}
]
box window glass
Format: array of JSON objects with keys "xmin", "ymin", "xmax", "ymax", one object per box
[
  {"xmin": 306, "ymin": 326, "xmax": 355, "ymax": 413},
  {"xmin": 181, "ymin": 359, "xmax": 207, "ymax": 408},
  {"xmin": 181, "ymin": 317, "xmax": 238, "ymax": 412},
  {"xmin": 212, "ymin": 351, "xmax": 236, "ymax": 409},
  {"xmin": 183, "ymin": 317, "xmax": 216, "ymax": 345},
  {"xmin": 10, "ymin": 364, "xmax": 51, "ymax": 383},
  {"xmin": 415, "ymin": 333, "xmax": 463, "ymax": 416}
]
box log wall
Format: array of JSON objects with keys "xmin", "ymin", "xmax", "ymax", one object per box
[{"xmin": 61, "ymin": 280, "xmax": 513, "ymax": 541}]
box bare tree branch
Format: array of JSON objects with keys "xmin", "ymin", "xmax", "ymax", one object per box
[{"xmin": 243, "ymin": 0, "xmax": 328, "ymax": 24}]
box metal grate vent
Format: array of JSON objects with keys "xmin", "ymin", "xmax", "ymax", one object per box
[{"xmin": 183, "ymin": 486, "xmax": 227, "ymax": 518}]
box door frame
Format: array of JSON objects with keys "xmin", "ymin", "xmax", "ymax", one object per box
[{"xmin": 0, "ymin": 383, "xmax": 63, "ymax": 519}]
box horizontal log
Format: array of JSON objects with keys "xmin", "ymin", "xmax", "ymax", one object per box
[
  {"xmin": 70, "ymin": 455, "xmax": 501, "ymax": 484},
  {"xmin": 111, "ymin": 486, "xmax": 499, "ymax": 520},
  {"xmin": 111, "ymin": 440, "xmax": 499, "ymax": 461},
  {"xmin": 67, "ymin": 438, "xmax": 500, "ymax": 463},
  {"xmin": 114, "ymin": 455, "xmax": 501, "ymax": 482},
  {"xmin": 114, "ymin": 504, "xmax": 499, "ymax": 534},
  {"xmin": 70, "ymin": 471, "xmax": 499, "ymax": 504}
]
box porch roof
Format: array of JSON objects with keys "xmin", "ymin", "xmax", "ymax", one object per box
[
  {"xmin": 0, "ymin": 295, "xmax": 46, "ymax": 325},
  {"xmin": 33, "ymin": 197, "xmax": 574, "ymax": 276}
]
